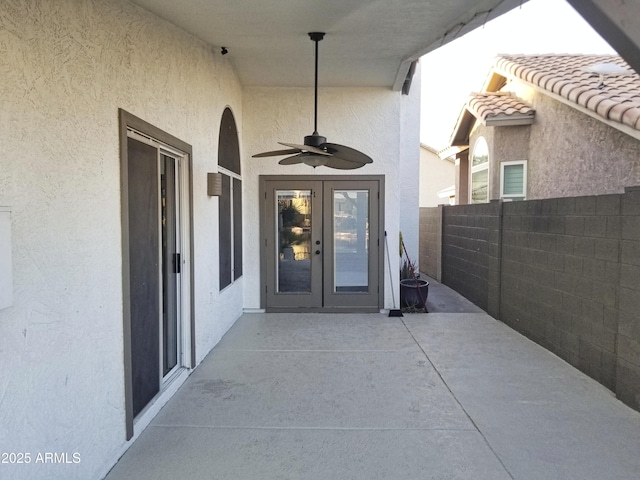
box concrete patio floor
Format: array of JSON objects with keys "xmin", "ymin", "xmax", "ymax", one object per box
[{"xmin": 105, "ymin": 296, "xmax": 640, "ymax": 479}]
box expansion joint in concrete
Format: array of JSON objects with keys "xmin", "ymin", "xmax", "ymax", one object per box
[{"xmin": 399, "ymin": 317, "xmax": 515, "ymax": 480}]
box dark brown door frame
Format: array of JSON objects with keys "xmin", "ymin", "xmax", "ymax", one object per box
[
  {"xmin": 259, "ymin": 174, "xmax": 385, "ymax": 313},
  {"xmin": 119, "ymin": 109, "xmax": 195, "ymax": 440}
]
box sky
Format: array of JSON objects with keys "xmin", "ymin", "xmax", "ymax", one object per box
[{"xmin": 420, "ymin": 0, "xmax": 617, "ymax": 149}]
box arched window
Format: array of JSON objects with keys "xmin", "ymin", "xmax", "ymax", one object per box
[
  {"xmin": 470, "ymin": 137, "xmax": 489, "ymax": 204},
  {"xmin": 218, "ymin": 108, "xmax": 242, "ymax": 290}
]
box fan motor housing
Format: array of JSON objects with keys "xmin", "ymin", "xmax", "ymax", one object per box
[{"xmin": 304, "ymin": 134, "xmax": 327, "ymax": 147}]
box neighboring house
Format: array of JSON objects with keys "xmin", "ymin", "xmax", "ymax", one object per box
[
  {"xmin": 450, "ymin": 54, "xmax": 640, "ymax": 204},
  {"xmin": 419, "ymin": 143, "xmax": 455, "ymax": 207}
]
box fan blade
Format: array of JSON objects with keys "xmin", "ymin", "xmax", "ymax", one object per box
[
  {"xmin": 278, "ymin": 154, "xmax": 307, "ymax": 165},
  {"xmin": 279, "ymin": 152, "xmax": 330, "ymax": 168},
  {"xmin": 322, "ymin": 143, "xmax": 373, "ymax": 164},
  {"xmin": 324, "ymin": 157, "xmax": 367, "ymax": 170},
  {"xmin": 252, "ymin": 148, "xmax": 301, "ymax": 158},
  {"xmin": 278, "ymin": 142, "xmax": 331, "ymax": 156}
]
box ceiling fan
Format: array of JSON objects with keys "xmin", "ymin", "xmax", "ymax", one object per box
[{"xmin": 252, "ymin": 32, "xmax": 373, "ymax": 169}]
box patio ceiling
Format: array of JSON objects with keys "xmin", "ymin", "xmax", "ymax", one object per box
[{"xmin": 130, "ymin": 0, "xmax": 527, "ymax": 90}]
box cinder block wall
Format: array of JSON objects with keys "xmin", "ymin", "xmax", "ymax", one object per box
[
  {"xmin": 434, "ymin": 187, "xmax": 640, "ymax": 411},
  {"xmin": 501, "ymin": 195, "xmax": 621, "ymax": 391},
  {"xmin": 618, "ymin": 187, "xmax": 640, "ymax": 408},
  {"xmin": 441, "ymin": 202, "xmax": 501, "ymax": 317},
  {"xmin": 419, "ymin": 206, "xmax": 443, "ymax": 281}
]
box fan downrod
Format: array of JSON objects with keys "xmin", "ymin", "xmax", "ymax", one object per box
[{"xmin": 308, "ymin": 32, "xmax": 326, "ymax": 143}]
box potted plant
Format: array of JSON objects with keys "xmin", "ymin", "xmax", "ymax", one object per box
[{"xmin": 399, "ymin": 232, "xmax": 429, "ymax": 311}]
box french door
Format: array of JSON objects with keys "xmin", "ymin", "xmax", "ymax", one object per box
[{"xmin": 261, "ymin": 177, "xmax": 383, "ymax": 312}]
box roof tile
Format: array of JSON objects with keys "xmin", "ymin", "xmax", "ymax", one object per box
[
  {"xmin": 568, "ymin": 85, "xmax": 591, "ymax": 103},
  {"xmin": 586, "ymin": 94, "xmax": 610, "ymax": 112},
  {"xmin": 466, "ymin": 92, "xmax": 535, "ymax": 124},
  {"xmin": 577, "ymin": 89, "xmax": 600, "ymax": 108},
  {"xmin": 595, "ymin": 98, "xmax": 618, "ymax": 118},
  {"xmin": 609, "ymin": 101, "xmax": 635, "ymax": 123},
  {"xmin": 494, "ymin": 54, "xmax": 640, "ymax": 133},
  {"xmin": 539, "ymin": 74, "xmax": 556, "ymax": 90},
  {"xmin": 621, "ymin": 107, "xmax": 640, "ymax": 129},
  {"xmin": 559, "ymin": 82, "xmax": 579, "ymax": 98},
  {"xmin": 551, "ymin": 79, "xmax": 571, "ymax": 95}
]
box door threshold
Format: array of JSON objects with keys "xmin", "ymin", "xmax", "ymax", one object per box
[{"xmin": 266, "ymin": 307, "xmax": 381, "ymax": 314}]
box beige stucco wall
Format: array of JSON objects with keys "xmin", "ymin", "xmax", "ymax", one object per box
[
  {"xmin": 527, "ymin": 92, "xmax": 640, "ymax": 198},
  {"xmin": 399, "ymin": 66, "xmax": 422, "ymax": 273},
  {"xmin": 419, "ymin": 146, "xmax": 455, "ymax": 207},
  {"xmin": 0, "ymin": 1, "xmax": 243, "ymax": 478},
  {"xmin": 491, "ymin": 125, "xmax": 531, "ymax": 199},
  {"xmin": 454, "ymin": 149, "xmax": 469, "ymax": 205},
  {"xmin": 510, "ymin": 82, "xmax": 640, "ymax": 198}
]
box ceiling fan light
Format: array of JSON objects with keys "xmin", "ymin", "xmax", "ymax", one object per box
[{"xmin": 302, "ymin": 155, "xmax": 328, "ymax": 168}]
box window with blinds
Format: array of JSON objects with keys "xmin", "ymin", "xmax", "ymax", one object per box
[{"xmin": 500, "ymin": 161, "xmax": 527, "ymax": 201}]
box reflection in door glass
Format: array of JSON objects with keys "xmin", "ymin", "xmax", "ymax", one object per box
[
  {"xmin": 276, "ymin": 190, "xmax": 312, "ymax": 293},
  {"xmin": 334, "ymin": 190, "xmax": 368, "ymax": 293}
]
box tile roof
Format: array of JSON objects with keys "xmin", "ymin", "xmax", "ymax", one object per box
[
  {"xmin": 494, "ymin": 54, "xmax": 640, "ymax": 132},
  {"xmin": 467, "ymin": 92, "xmax": 535, "ymax": 125}
]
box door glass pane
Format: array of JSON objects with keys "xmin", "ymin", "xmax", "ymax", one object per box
[
  {"xmin": 161, "ymin": 154, "xmax": 178, "ymax": 376},
  {"xmin": 334, "ymin": 190, "xmax": 368, "ymax": 293},
  {"xmin": 277, "ymin": 190, "xmax": 312, "ymax": 293}
]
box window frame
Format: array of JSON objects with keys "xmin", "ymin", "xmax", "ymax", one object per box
[
  {"xmin": 218, "ymin": 165, "xmax": 242, "ymax": 290},
  {"xmin": 217, "ymin": 107, "xmax": 242, "ymax": 291},
  {"xmin": 500, "ymin": 160, "xmax": 527, "ymax": 201},
  {"xmin": 470, "ymin": 137, "xmax": 489, "ymax": 204}
]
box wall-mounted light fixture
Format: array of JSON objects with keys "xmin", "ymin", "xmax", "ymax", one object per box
[{"xmin": 207, "ymin": 173, "xmax": 223, "ymax": 196}]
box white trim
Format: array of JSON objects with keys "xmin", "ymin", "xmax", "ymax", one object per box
[
  {"xmin": 500, "ymin": 160, "xmax": 527, "ymax": 200},
  {"xmin": 159, "ymin": 153, "xmax": 188, "ymax": 387},
  {"xmin": 218, "ymin": 165, "xmax": 241, "ymax": 181},
  {"xmin": 178, "ymin": 152, "xmax": 192, "ymax": 372}
]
